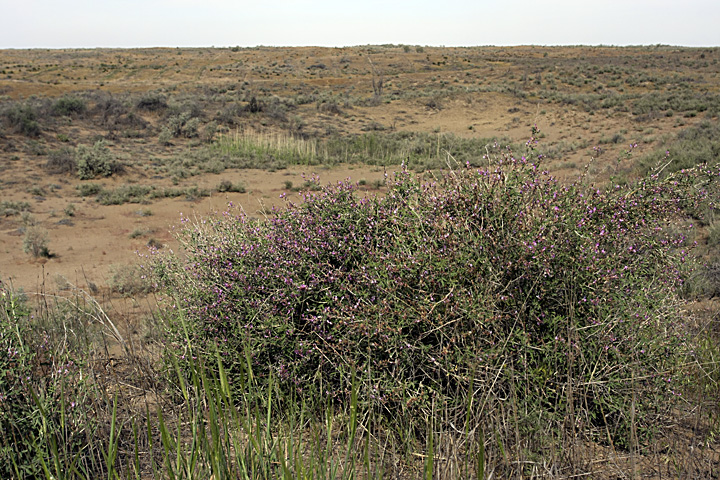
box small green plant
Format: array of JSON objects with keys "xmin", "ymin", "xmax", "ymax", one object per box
[
  {"xmin": 0, "ymin": 200, "xmax": 31, "ymax": 217},
  {"xmin": 146, "ymin": 238, "xmax": 163, "ymax": 249},
  {"xmin": 96, "ymin": 184, "xmax": 153, "ymax": 205},
  {"xmin": 76, "ymin": 140, "xmax": 120, "ymax": 180},
  {"xmin": 166, "ymin": 112, "xmax": 200, "ymax": 138},
  {"xmin": 158, "ymin": 127, "xmax": 173, "ymax": 146},
  {"xmin": 136, "ymin": 92, "xmax": 168, "ymax": 111},
  {"xmin": 46, "ymin": 147, "xmax": 77, "ymax": 174},
  {"xmin": 76, "ymin": 182, "xmax": 102, "ymax": 197},
  {"xmin": 128, "ymin": 228, "xmax": 146, "ymax": 239},
  {"xmin": 52, "ymin": 95, "xmax": 87, "ymax": 117},
  {"xmin": 201, "ymin": 120, "xmax": 218, "ymax": 143},
  {"xmin": 22, "ymin": 225, "xmax": 50, "ymax": 258},
  {"xmin": 27, "ymin": 185, "xmax": 46, "ymax": 196},
  {"xmin": 20, "ymin": 212, "xmax": 36, "ymax": 228},
  {"xmin": 3, "ymin": 104, "xmax": 40, "ymax": 136},
  {"xmin": 107, "ymin": 263, "xmax": 154, "ymax": 295},
  {"xmin": 216, "ymin": 180, "xmax": 246, "ymax": 193},
  {"xmin": 64, "ymin": 203, "xmax": 76, "ymax": 217}
]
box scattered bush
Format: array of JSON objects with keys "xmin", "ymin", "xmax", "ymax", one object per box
[
  {"xmin": 22, "ymin": 225, "xmax": 50, "ymax": 258},
  {"xmin": 52, "ymin": 95, "xmax": 87, "ymax": 117},
  {"xmin": 216, "ymin": 180, "xmax": 246, "ymax": 193},
  {"xmin": 639, "ymin": 119, "xmax": 720, "ymax": 175},
  {"xmin": 136, "ymin": 92, "xmax": 168, "ymax": 111},
  {"xmin": 166, "ymin": 112, "xmax": 200, "ymax": 138},
  {"xmin": 64, "ymin": 203, "xmax": 76, "ymax": 217},
  {"xmin": 0, "ymin": 200, "xmax": 31, "ymax": 217},
  {"xmin": 93, "ymin": 93, "xmax": 131, "ymax": 122},
  {"xmin": 45, "ymin": 147, "xmax": 77, "ymax": 174},
  {"xmin": 96, "ymin": 184, "xmax": 153, "ymax": 205},
  {"xmin": 201, "ymin": 120, "xmax": 218, "ymax": 143},
  {"xmin": 76, "ymin": 140, "xmax": 121, "ymax": 180},
  {"xmin": 158, "ymin": 127, "xmax": 173, "ymax": 146},
  {"xmin": 107, "ymin": 263, "xmax": 154, "ymax": 295},
  {"xmin": 76, "ymin": 183, "xmax": 102, "ymax": 197},
  {"xmin": 246, "ymin": 96, "xmax": 262, "ymax": 113},
  {"xmin": 3, "ymin": 104, "xmax": 40, "ymax": 136}
]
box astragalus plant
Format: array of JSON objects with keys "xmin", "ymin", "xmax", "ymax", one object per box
[{"xmin": 151, "ymin": 133, "xmax": 719, "ymax": 459}]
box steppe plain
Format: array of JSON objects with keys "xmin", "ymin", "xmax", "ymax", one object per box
[
  {"xmin": 1, "ymin": 44, "xmax": 720, "ymax": 478},
  {"xmin": 2, "ymin": 45, "xmax": 717, "ymax": 297}
]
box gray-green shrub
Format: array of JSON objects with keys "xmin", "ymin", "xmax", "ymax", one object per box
[
  {"xmin": 3, "ymin": 104, "xmax": 40, "ymax": 136},
  {"xmin": 22, "ymin": 226, "xmax": 50, "ymax": 258},
  {"xmin": 52, "ymin": 95, "xmax": 87, "ymax": 117},
  {"xmin": 76, "ymin": 140, "xmax": 120, "ymax": 180}
]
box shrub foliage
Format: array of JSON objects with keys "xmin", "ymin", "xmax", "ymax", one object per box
[
  {"xmin": 152, "ymin": 137, "xmax": 718, "ymax": 448},
  {"xmin": 76, "ymin": 140, "xmax": 120, "ymax": 180}
]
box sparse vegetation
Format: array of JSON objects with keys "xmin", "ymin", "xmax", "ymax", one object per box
[
  {"xmin": 0, "ymin": 200, "xmax": 31, "ymax": 217},
  {"xmin": 213, "ymin": 130, "xmax": 507, "ymax": 170}
]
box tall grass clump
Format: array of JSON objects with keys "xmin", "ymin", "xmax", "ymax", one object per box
[
  {"xmin": 152, "ymin": 133, "xmax": 719, "ymax": 466},
  {"xmin": 214, "ymin": 130, "xmax": 505, "ymax": 170},
  {"xmin": 0, "ymin": 282, "xmax": 113, "ymax": 479}
]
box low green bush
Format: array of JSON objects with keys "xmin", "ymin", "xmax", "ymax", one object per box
[
  {"xmin": 45, "ymin": 147, "xmax": 77, "ymax": 174},
  {"xmin": 136, "ymin": 92, "xmax": 167, "ymax": 112},
  {"xmin": 107, "ymin": 264, "xmax": 154, "ymax": 295},
  {"xmin": 0, "ymin": 200, "xmax": 31, "ymax": 217},
  {"xmin": 76, "ymin": 140, "xmax": 121, "ymax": 180},
  {"xmin": 76, "ymin": 183, "xmax": 103, "ymax": 197},
  {"xmin": 22, "ymin": 226, "xmax": 50, "ymax": 258},
  {"xmin": 52, "ymin": 96, "xmax": 87, "ymax": 117},
  {"xmin": 96, "ymin": 184, "xmax": 153, "ymax": 205},
  {"xmin": 3, "ymin": 104, "xmax": 40, "ymax": 136}
]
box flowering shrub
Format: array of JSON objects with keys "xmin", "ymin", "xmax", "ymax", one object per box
[{"xmin": 152, "ymin": 136, "xmax": 718, "ymax": 447}]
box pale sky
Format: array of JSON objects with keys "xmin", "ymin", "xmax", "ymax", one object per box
[{"xmin": 2, "ymin": 0, "xmax": 719, "ymax": 49}]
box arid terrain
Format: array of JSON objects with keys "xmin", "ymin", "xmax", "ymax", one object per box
[
  {"xmin": 1, "ymin": 44, "xmax": 718, "ymax": 298},
  {"xmin": 2, "ymin": 45, "xmax": 720, "ymax": 478}
]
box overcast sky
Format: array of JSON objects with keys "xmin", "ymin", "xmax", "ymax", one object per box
[{"xmin": 2, "ymin": 0, "xmax": 719, "ymax": 49}]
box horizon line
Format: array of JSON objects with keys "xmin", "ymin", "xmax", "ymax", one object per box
[{"xmin": 2, "ymin": 43, "xmax": 719, "ymax": 50}]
